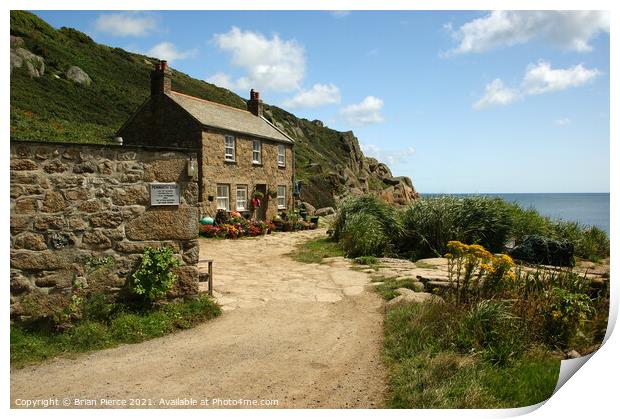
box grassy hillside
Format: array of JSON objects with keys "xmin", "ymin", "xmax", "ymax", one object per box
[{"xmin": 10, "ymin": 10, "xmax": 395, "ymax": 207}]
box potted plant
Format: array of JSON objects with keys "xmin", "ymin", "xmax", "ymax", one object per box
[{"xmin": 267, "ymin": 188, "xmax": 278, "ymax": 199}]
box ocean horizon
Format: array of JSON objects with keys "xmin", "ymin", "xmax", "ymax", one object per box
[{"xmin": 421, "ymin": 192, "xmax": 610, "ymax": 234}]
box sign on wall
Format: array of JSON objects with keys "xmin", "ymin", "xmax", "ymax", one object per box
[{"xmin": 150, "ymin": 183, "xmax": 180, "ymax": 206}]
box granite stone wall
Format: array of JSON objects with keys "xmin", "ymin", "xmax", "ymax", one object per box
[{"xmin": 10, "ymin": 141, "xmax": 201, "ymax": 319}]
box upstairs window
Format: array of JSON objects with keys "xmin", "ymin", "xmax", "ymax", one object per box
[
  {"xmin": 252, "ymin": 139, "xmax": 262, "ymax": 164},
  {"xmin": 216, "ymin": 184, "xmax": 230, "ymax": 210},
  {"xmin": 277, "ymin": 185, "xmax": 286, "ymax": 209},
  {"xmin": 236, "ymin": 185, "xmax": 248, "ymax": 211},
  {"xmin": 224, "ymin": 136, "xmax": 235, "ymax": 161},
  {"xmin": 277, "ymin": 144, "xmax": 286, "ymax": 167}
]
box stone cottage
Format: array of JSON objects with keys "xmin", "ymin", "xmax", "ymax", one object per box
[{"xmin": 118, "ymin": 60, "xmax": 295, "ymax": 220}]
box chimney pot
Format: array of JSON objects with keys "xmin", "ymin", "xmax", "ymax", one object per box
[
  {"xmin": 150, "ymin": 60, "xmax": 171, "ymax": 96},
  {"xmin": 247, "ymin": 89, "xmax": 263, "ymax": 117}
]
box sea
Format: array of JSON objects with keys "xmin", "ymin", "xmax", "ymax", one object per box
[{"xmin": 422, "ymin": 193, "xmax": 610, "ymax": 235}]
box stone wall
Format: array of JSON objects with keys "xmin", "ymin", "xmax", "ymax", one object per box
[
  {"xmin": 201, "ymin": 128, "xmax": 294, "ymax": 219},
  {"xmin": 10, "ymin": 141, "xmax": 201, "ymax": 319}
]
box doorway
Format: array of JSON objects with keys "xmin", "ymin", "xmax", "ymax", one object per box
[{"xmin": 254, "ymin": 184, "xmax": 268, "ymax": 221}]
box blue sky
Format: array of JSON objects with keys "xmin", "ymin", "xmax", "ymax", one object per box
[{"xmin": 33, "ymin": 10, "xmax": 610, "ymax": 193}]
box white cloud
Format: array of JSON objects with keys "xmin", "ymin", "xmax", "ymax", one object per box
[
  {"xmin": 95, "ymin": 12, "xmax": 158, "ymax": 37},
  {"xmin": 361, "ymin": 144, "xmax": 415, "ymax": 166},
  {"xmin": 474, "ymin": 61, "xmax": 600, "ymax": 109},
  {"xmin": 207, "ymin": 27, "xmax": 305, "ymax": 92},
  {"xmin": 330, "ymin": 11, "xmax": 351, "ymax": 18},
  {"xmin": 554, "ymin": 118, "xmax": 571, "ymax": 126},
  {"xmin": 146, "ymin": 42, "xmax": 197, "ymax": 62},
  {"xmin": 206, "ymin": 72, "xmax": 236, "ymax": 90},
  {"xmin": 282, "ymin": 84, "xmax": 341, "ymax": 109},
  {"xmin": 340, "ymin": 96, "xmax": 385, "ymax": 125},
  {"xmin": 473, "ymin": 79, "xmax": 520, "ymax": 110},
  {"xmin": 522, "ymin": 62, "xmax": 600, "ymax": 95},
  {"xmin": 446, "ymin": 11, "xmax": 609, "ymax": 55}
]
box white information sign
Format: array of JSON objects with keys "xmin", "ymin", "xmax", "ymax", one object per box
[{"xmin": 150, "ymin": 183, "xmax": 180, "ymax": 206}]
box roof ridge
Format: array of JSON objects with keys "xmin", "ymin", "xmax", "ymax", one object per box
[{"xmin": 169, "ymin": 91, "xmax": 250, "ymax": 114}]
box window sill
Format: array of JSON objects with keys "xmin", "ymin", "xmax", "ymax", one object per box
[
  {"xmin": 252, "ymin": 162, "xmax": 263, "ymax": 166},
  {"xmin": 224, "ymin": 159, "xmax": 237, "ymax": 164},
  {"xmin": 278, "ymin": 164, "xmax": 286, "ymax": 168}
]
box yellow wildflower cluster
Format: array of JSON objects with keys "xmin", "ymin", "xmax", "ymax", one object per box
[
  {"xmin": 445, "ymin": 241, "xmax": 493, "ymax": 262},
  {"xmin": 445, "ymin": 240, "xmax": 517, "ymax": 285}
]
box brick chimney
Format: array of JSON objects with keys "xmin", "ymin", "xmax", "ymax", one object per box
[
  {"xmin": 247, "ymin": 89, "xmax": 263, "ymax": 117},
  {"xmin": 151, "ymin": 60, "xmax": 171, "ymax": 96}
]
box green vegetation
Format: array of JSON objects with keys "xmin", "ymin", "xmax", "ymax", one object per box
[
  {"xmin": 374, "ymin": 277, "xmax": 424, "ymax": 300},
  {"xmin": 332, "ymin": 196, "xmax": 403, "ymax": 257},
  {"xmin": 385, "ymin": 302, "xmax": 560, "ymax": 408},
  {"xmin": 130, "ymin": 247, "xmax": 180, "ymax": 304},
  {"xmin": 379, "ymin": 240, "xmax": 607, "ymax": 408},
  {"xmin": 289, "ymin": 237, "xmax": 345, "ymax": 264},
  {"xmin": 11, "ymin": 294, "xmax": 220, "ymax": 368},
  {"xmin": 330, "ymin": 195, "xmax": 609, "ymax": 262},
  {"xmin": 353, "ymin": 256, "xmax": 380, "ymax": 266}
]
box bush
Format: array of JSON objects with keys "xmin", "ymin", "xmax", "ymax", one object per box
[
  {"xmin": 130, "ymin": 247, "xmax": 180, "ymax": 304},
  {"xmin": 332, "ymin": 195, "xmax": 403, "ymax": 244},
  {"xmin": 341, "ymin": 212, "xmax": 390, "ymax": 257},
  {"xmin": 540, "ymin": 287, "xmax": 595, "ymax": 348},
  {"xmin": 400, "ymin": 196, "xmax": 512, "ymax": 259}
]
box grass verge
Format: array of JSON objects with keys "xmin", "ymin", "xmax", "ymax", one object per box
[
  {"xmin": 383, "ymin": 302, "xmax": 560, "ymax": 408},
  {"xmin": 289, "ymin": 237, "xmax": 344, "ymax": 263},
  {"xmin": 11, "ymin": 294, "xmax": 220, "ymax": 369}
]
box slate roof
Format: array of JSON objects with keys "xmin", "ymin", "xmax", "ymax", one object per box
[{"xmin": 167, "ymin": 91, "xmax": 293, "ymax": 144}]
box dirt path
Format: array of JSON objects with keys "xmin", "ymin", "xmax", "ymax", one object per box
[{"xmin": 11, "ymin": 229, "xmax": 387, "ymax": 408}]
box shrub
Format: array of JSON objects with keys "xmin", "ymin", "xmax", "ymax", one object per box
[
  {"xmin": 400, "ymin": 196, "xmax": 513, "ymax": 259},
  {"xmin": 130, "ymin": 247, "xmax": 180, "ymax": 304},
  {"xmin": 341, "ymin": 212, "xmax": 389, "ymax": 257},
  {"xmin": 540, "ymin": 287, "xmax": 595, "ymax": 348},
  {"xmin": 332, "ymin": 195, "xmax": 403, "ymax": 243}
]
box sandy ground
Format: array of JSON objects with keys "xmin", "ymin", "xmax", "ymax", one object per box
[{"xmin": 11, "ymin": 229, "xmax": 387, "ymax": 409}]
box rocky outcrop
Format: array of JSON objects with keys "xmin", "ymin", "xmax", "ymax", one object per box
[
  {"xmin": 11, "ymin": 45, "xmax": 45, "ymax": 77},
  {"xmin": 65, "ymin": 65, "xmax": 92, "ymax": 86}
]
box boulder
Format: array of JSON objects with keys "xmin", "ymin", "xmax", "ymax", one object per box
[
  {"xmin": 300, "ymin": 201, "xmax": 316, "ymax": 215},
  {"xmin": 386, "ymin": 289, "xmax": 444, "ymax": 307},
  {"xmin": 10, "ymin": 47, "xmax": 45, "ymax": 77},
  {"xmin": 315, "ymin": 207, "xmax": 336, "ymax": 216},
  {"xmin": 65, "ymin": 66, "xmax": 92, "ymax": 86},
  {"xmin": 509, "ymin": 235, "xmax": 575, "ymax": 267}
]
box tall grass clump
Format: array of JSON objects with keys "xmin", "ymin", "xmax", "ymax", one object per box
[
  {"xmin": 399, "ymin": 196, "xmax": 512, "ymax": 259},
  {"xmin": 332, "ymin": 195, "xmax": 609, "ymax": 263},
  {"xmin": 331, "ymin": 195, "xmax": 403, "ymax": 257}
]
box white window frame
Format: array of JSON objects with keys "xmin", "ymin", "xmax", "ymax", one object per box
[
  {"xmin": 236, "ymin": 185, "xmax": 248, "ymax": 211},
  {"xmin": 277, "ymin": 144, "xmax": 286, "ymax": 167},
  {"xmin": 216, "ymin": 184, "xmax": 230, "ymax": 211},
  {"xmin": 252, "ymin": 139, "xmax": 262, "ymax": 164},
  {"xmin": 277, "ymin": 185, "xmax": 286, "ymax": 209},
  {"xmin": 224, "ymin": 136, "xmax": 236, "ymax": 161}
]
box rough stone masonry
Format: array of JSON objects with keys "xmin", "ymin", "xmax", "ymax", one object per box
[{"xmin": 10, "ymin": 141, "xmax": 201, "ymax": 319}]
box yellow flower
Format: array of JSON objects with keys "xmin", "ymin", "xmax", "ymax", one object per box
[{"xmin": 551, "ymin": 310, "xmax": 562, "ymax": 320}]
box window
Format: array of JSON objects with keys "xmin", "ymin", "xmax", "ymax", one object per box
[
  {"xmin": 236, "ymin": 185, "xmax": 248, "ymax": 211},
  {"xmin": 224, "ymin": 136, "xmax": 235, "ymax": 161},
  {"xmin": 252, "ymin": 139, "xmax": 262, "ymax": 164},
  {"xmin": 277, "ymin": 144, "xmax": 286, "ymax": 167},
  {"xmin": 277, "ymin": 185, "xmax": 286, "ymax": 209},
  {"xmin": 216, "ymin": 184, "xmax": 230, "ymax": 210}
]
